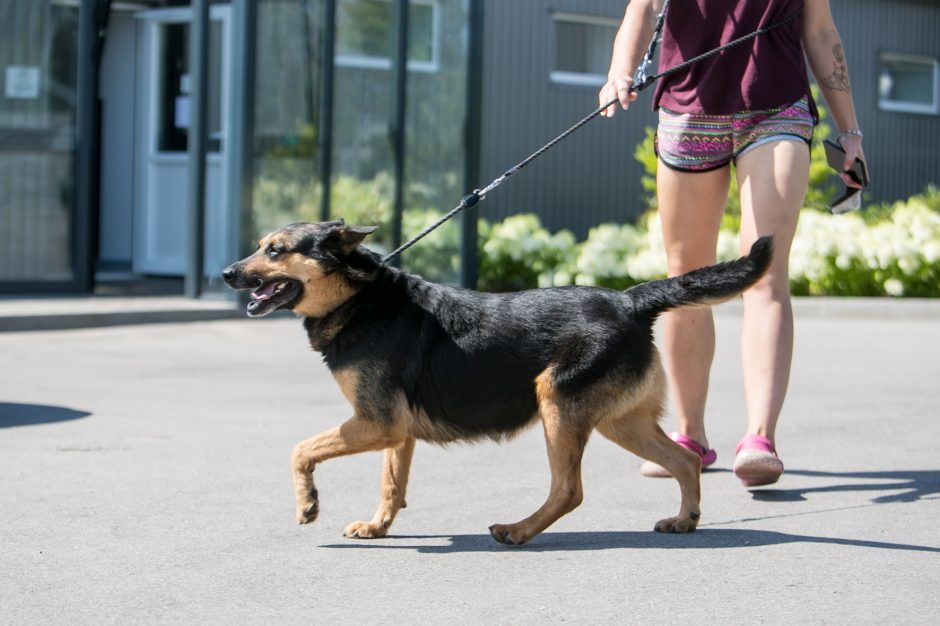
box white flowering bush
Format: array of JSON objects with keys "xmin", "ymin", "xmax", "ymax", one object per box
[
  {"xmin": 570, "ymin": 223, "xmax": 643, "ymax": 288},
  {"xmin": 568, "ymin": 215, "xmax": 740, "ymax": 288},
  {"xmin": 482, "ymin": 188, "xmax": 940, "ymax": 297},
  {"xmin": 477, "ymin": 214, "xmax": 577, "ymax": 292},
  {"xmin": 790, "ymin": 193, "xmax": 940, "ymax": 297},
  {"xmin": 570, "ymin": 219, "xmax": 661, "ymax": 288}
]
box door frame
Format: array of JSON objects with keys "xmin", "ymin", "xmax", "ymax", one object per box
[{"xmin": 133, "ymin": 5, "xmax": 233, "ymax": 276}]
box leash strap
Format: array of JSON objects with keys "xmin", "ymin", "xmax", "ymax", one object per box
[
  {"xmin": 382, "ymin": 11, "xmax": 796, "ymax": 265},
  {"xmin": 633, "ymin": 0, "xmax": 671, "ymax": 89}
]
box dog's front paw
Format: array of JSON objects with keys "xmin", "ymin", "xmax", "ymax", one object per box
[
  {"xmin": 296, "ymin": 488, "xmax": 320, "ymax": 525},
  {"xmin": 488, "ymin": 523, "xmax": 532, "ymax": 546},
  {"xmin": 653, "ymin": 511, "xmax": 700, "ymax": 534},
  {"xmin": 343, "ymin": 520, "xmax": 388, "ymax": 539}
]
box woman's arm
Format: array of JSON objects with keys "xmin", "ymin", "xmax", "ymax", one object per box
[
  {"xmin": 600, "ymin": 0, "xmax": 663, "ymax": 117},
  {"xmin": 802, "ymin": 0, "xmax": 867, "ymax": 187}
]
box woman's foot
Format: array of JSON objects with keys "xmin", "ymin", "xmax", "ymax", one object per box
[
  {"xmin": 641, "ymin": 432, "xmax": 717, "ymax": 477},
  {"xmin": 732, "ymin": 434, "xmax": 784, "ymax": 487}
]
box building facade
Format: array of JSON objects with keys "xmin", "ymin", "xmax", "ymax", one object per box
[{"xmin": 1, "ymin": 0, "xmax": 938, "ymax": 295}]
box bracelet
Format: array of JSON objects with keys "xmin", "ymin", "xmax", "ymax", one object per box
[{"xmin": 838, "ymin": 128, "xmax": 864, "ymax": 141}]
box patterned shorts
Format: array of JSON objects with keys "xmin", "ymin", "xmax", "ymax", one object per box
[{"xmin": 655, "ymin": 97, "xmax": 815, "ymax": 172}]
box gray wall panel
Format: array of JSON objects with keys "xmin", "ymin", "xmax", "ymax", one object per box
[
  {"xmin": 479, "ymin": 0, "xmax": 655, "ymax": 237},
  {"xmin": 480, "ymin": 0, "xmax": 940, "ymax": 238},
  {"xmin": 831, "ymin": 0, "xmax": 940, "ymax": 204}
]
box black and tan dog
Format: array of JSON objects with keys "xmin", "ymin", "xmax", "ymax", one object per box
[{"xmin": 223, "ymin": 220, "xmax": 772, "ymax": 545}]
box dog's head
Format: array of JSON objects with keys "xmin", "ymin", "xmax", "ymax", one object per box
[{"xmin": 222, "ymin": 220, "xmax": 378, "ymax": 318}]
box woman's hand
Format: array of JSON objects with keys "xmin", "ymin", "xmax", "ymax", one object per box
[
  {"xmin": 838, "ymin": 133, "xmax": 867, "ymax": 189},
  {"xmin": 599, "ymin": 75, "xmax": 637, "ymax": 117}
]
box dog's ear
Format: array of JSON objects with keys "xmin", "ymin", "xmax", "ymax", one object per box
[{"xmin": 324, "ymin": 223, "xmax": 378, "ymax": 255}]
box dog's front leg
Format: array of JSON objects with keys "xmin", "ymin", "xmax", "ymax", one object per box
[
  {"xmin": 291, "ymin": 417, "xmax": 402, "ymax": 525},
  {"xmin": 344, "ymin": 437, "xmax": 416, "ymax": 539}
]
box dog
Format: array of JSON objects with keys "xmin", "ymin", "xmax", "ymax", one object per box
[{"xmin": 223, "ymin": 220, "xmax": 772, "ymax": 545}]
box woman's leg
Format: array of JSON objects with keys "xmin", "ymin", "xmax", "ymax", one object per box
[
  {"xmin": 657, "ymin": 163, "xmax": 730, "ymax": 449},
  {"xmin": 734, "ymin": 139, "xmax": 810, "ymax": 445}
]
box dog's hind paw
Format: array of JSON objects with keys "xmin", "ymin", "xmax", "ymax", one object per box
[
  {"xmin": 488, "ymin": 523, "xmax": 530, "ymax": 546},
  {"xmin": 653, "ymin": 512, "xmax": 700, "ymax": 534},
  {"xmin": 343, "ymin": 520, "xmax": 388, "ymax": 539}
]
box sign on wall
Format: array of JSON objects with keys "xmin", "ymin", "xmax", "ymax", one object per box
[{"xmin": 4, "ymin": 66, "xmax": 41, "ymax": 99}]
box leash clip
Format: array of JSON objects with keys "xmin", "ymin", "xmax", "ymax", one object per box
[
  {"xmin": 633, "ymin": 62, "xmax": 650, "ymax": 92},
  {"xmin": 461, "ymin": 190, "xmax": 481, "ymax": 208}
]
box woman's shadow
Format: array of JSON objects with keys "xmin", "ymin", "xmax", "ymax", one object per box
[{"xmin": 748, "ymin": 468, "xmax": 940, "ymax": 504}]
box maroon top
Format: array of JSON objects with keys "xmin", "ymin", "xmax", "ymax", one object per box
[{"xmin": 652, "ymin": 0, "xmax": 817, "ymax": 120}]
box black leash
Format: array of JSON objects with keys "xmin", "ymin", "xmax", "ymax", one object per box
[{"xmin": 381, "ymin": 8, "xmax": 795, "ymax": 265}]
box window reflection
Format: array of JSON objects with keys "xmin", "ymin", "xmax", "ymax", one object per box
[{"xmin": 0, "ymin": 1, "xmax": 79, "ymax": 282}]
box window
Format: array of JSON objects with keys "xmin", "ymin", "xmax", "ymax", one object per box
[
  {"xmin": 550, "ymin": 12, "xmax": 619, "ymax": 86},
  {"xmin": 878, "ymin": 52, "xmax": 939, "ymax": 115},
  {"xmin": 336, "ymin": 0, "xmax": 439, "ymax": 72},
  {"xmin": 156, "ymin": 20, "xmax": 223, "ymax": 152}
]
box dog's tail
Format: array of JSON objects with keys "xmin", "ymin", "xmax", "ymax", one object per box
[{"xmin": 627, "ymin": 236, "xmax": 773, "ymax": 320}]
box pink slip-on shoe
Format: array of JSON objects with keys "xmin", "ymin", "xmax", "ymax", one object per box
[
  {"xmin": 640, "ymin": 432, "xmax": 717, "ymax": 478},
  {"xmin": 733, "ymin": 435, "xmax": 784, "ymax": 487}
]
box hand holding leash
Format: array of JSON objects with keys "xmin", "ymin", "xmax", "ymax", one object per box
[
  {"xmin": 599, "ymin": 75, "xmax": 638, "ymax": 117},
  {"xmin": 837, "ymin": 131, "xmax": 867, "ymax": 189}
]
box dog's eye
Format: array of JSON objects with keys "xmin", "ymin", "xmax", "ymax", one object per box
[{"xmin": 267, "ymin": 248, "xmax": 280, "ymax": 259}]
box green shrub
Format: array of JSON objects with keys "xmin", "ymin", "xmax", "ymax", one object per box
[{"xmin": 400, "ymin": 209, "xmax": 461, "ymax": 283}]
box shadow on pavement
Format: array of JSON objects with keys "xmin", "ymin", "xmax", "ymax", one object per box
[
  {"xmin": 321, "ymin": 469, "xmax": 940, "ymax": 554},
  {"xmin": 748, "ymin": 468, "xmax": 940, "ymax": 504},
  {"xmin": 0, "ymin": 403, "xmax": 91, "ymax": 428},
  {"xmin": 320, "ymin": 527, "xmax": 940, "ymax": 554}
]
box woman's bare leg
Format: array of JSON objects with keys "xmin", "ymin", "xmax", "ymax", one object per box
[
  {"xmin": 734, "ymin": 139, "xmax": 810, "ymax": 445},
  {"xmin": 657, "ymin": 164, "xmax": 730, "ymax": 449}
]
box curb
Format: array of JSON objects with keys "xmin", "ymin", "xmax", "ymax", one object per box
[
  {"xmin": 0, "ymin": 297, "xmax": 243, "ymax": 332},
  {"xmin": 716, "ymin": 296, "xmax": 940, "ymax": 321},
  {"xmin": 1, "ymin": 295, "xmax": 937, "ymax": 333}
]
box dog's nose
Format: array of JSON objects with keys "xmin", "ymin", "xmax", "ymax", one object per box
[{"xmin": 222, "ymin": 266, "xmax": 237, "ymax": 283}]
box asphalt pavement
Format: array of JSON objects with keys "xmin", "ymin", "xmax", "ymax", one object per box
[{"xmin": 1, "ymin": 303, "xmax": 938, "ymax": 624}]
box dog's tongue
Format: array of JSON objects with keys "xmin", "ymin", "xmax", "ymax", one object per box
[{"xmin": 251, "ymin": 283, "xmax": 278, "ymax": 302}]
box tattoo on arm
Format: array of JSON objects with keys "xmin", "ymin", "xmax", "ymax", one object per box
[{"xmin": 819, "ymin": 44, "xmax": 851, "ymax": 93}]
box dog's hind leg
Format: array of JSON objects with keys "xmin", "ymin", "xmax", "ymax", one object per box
[
  {"xmin": 489, "ymin": 372, "xmax": 589, "ymax": 546},
  {"xmin": 291, "ymin": 417, "xmax": 403, "ymax": 525},
  {"xmin": 344, "ymin": 437, "xmax": 416, "ymax": 539},
  {"xmin": 596, "ymin": 379, "xmax": 702, "ymax": 533}
]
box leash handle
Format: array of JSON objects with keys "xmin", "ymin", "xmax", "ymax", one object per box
[{"xmin": 634, "ymin": 0, "xmax": 671, "ymax": 89}]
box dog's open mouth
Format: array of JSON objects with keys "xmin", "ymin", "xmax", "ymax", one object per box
[{"xmin": 246, "ymin": 279, "xmax": 301, "ymax": 317}]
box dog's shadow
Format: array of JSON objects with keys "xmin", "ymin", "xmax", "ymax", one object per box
[
  {"xmin": 321, "ymin": 467, "xmax": 940, "ymax": 554},
  {"xmin": 320, "ymin": 528, "xmax": 940, "ymax": 554}
]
